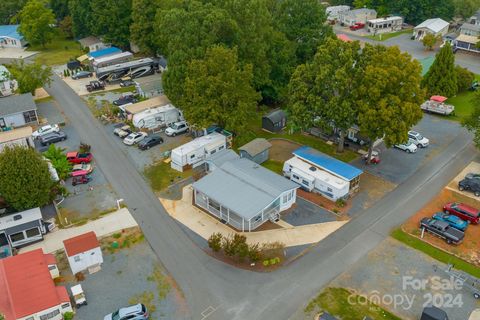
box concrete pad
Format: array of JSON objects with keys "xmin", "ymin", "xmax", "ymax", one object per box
[
  {"xmin": 0, "ymin": 48, "xmax": 38, "ymax": 64},
  {"xmin": 19, "ymin": 208, "xmax": 137, "ymax": 254},
  {"xmin": 446, "ymin": 161, "xmax": 480, "ymax": 200},
  {"xmin": 34, "ymin": 88, "xmax": 50, "ymax": 100},
  {"xmin": 159, "ymin": 185, "xmax": 347, "ymax": 247}
]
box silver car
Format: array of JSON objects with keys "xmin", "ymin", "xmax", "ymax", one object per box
[{"xmin": 104, "ymin": 303, "xmax": 148, "ymax": 320}]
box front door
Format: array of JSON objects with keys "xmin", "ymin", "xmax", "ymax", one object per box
[{"xmin": 0, "ymin": 118, "xmax": 5, "ymax": 129}]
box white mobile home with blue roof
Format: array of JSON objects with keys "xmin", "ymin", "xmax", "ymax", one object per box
[
  {"xmin": 0, "ymin": 25, "xmax": 26, "ymax": 48},
  {"xmin": 283, "ymin": 146, "xmax": 363, "ymax": 201}
]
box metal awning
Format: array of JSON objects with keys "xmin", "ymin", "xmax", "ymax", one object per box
[{"xmin": 77, "ymin": 54, "xmax": 88, "ymax": 62}]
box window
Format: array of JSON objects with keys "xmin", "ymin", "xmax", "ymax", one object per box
[
  {"xmin": 302, "ymin": 180, "xmax": 309, "ymax": 186},
  {"xmin": 61, "ymin": 303, "xmax": 71, "ymax": 309},
  {"xmin": 208, "ymin": 199, "xmax": 220, "ymax": 211},
  {"xmin": 283, "ymin": 194, "xmax": 288, "ymax": 203},
  {"xmin": 39, "ymin": 309, "xmax": 60, "ymax": 320},
  {"xmin": 287, "ymin": 192, "xmax": 292, "ymax": 201},
  {"xmin": 292, "ymin": 174, "xmax": 299, "ymax": 180},
  {"xmin": 327, "ymin": 187, "xmax": 333, "ymax": 192},
  {"xmin": 26, "ymin": 227, "xmax": 40, "ymax": 238},
  {"xmin": 48, "ymin": 265, "xmax": 57, "ymax": 270},
  {"xmin": 23, "ymin": 110, "xmax": 37, "ymax": 123},
  {"xmin": 74, "ymin": 256, "xmax": 81, "ymax": 262},
  {"xmin": 9, "ymin": 232, "xmax": 25, "ymax": 243},
  {"xmin": 190, "ymin": 154, "xmax": 195, "ymax": 159},
  {"xmin": 26, "ymin": 317, "xmax": 34, "ymax": 320},
  {"xmin": 91, "ymin": 251, "xmax": 95, "ymax": 255},
  {"xmin": 219, "ymin": 145, "xmax": 225, "ymax": 150},
  {"xmin": 210, "ymin": 149, "xmax": 216, "ymax": 155}
]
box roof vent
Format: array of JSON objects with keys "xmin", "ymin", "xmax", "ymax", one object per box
[
  {"xmin": 309, "ymin": 166, "xmax": 317, "ymax": 172},
  {"xmin": 13, "ymin": 215, "xmax": 22, "ymax": 221}
]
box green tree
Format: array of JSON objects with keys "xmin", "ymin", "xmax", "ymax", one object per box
[
  {"xmin": 179, "ymin": 46, "xmax": 260, "ymax": 133},
  {"xmin": 68, "ymin": 0, "xmax": 92, "ymax": 38},
  {"xmin": 0, "ymin": 0, "xmax": 26, "ymax": 24},
  {"xmin": 130, "ymin": 0, "xmax": 160, "ymax": 54},
  {"xmin": 89, "ymin": 0, "xmax": 132, "ymax": 48},
  {"xmin": 455, "ymin": 65, "xmax": 475, "ymax": 93},
  {"xmin": 421, "ymin": 33, "xmax": 439, "ymax": 51},
  {"xmin": 422, "ymin": 42, "xmax": 458, "ymax": 97},
  {"xmin": 453, "ymin": 0, "xmax": 480, "ymax": 19},
  {"xmin": 353, "ymin": 0, "xmax": 389, "ymax": 16},
  {"xmin": 18, "ymin": 0, "xmax": 56, "ymax": 48},
  {"xmin": 207, "ymin": 233, "xmax": 223, "ymax": 252},
  {"xmin": 387, "ymin": 0, "xmax": 455, "ymax": 25},
  {"xmin": 49, "ymin": 0, "xmax": 70, "ymax": 20},
  {"xmin": 8, "ymin": 60, "xmax": 52, "ymax": 95},
  {"xmin": 462, "ymin": 92, "xmax": 480, "ymax": 149},
  {"xmin": 0, "ymin": 146, "xmax": 55, "ymax": 211},
  {"xmin": 59, "ymin": 15, "xmax": 73, "ymax": 39},
  {"xmin": 356, "ymin": 44, "xmax": 425, "ymax": 160},
  {"xmin": 288, "ymin": 38, "xmax": 361, "ymax": 152},
  {"xmin": 43, "ymin": 144, "xmax": 72, "ymax": 180}
]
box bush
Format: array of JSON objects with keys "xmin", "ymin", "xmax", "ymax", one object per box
[
  {"xmin": 208, "ymin": 233, "xmax": 223, "ymax": 252},
  {"xmin": 75, "ymin": 272, "xmax": 85, "ymax": 281},
  {"xmin": 79, "ymin": 142, "xmax": 91, "ymax": 153},
  {"xmin": 248, "ymin": 243, "xmax": 262, "ymax": 262},
  {"xmin": 335, "ymin": 198, "xmax": 345, "ymax": 208},
  {"xmin": 222, "ymin": 236, "xmax": 236, "ymax": 256},
  {"xmin": 63, "ymin": 311, "xmax": 74, "ymax": 320},
  {"xmin": 261, "ymin": 241, "xmax": 285, "ymax": 259},
  {"xmin": 263, "ymin": 260, "xmax": 270, "ymax": 266},
  {"xmin": 455, "ymin": 65, "xmax": 475, "ymax": 93}
]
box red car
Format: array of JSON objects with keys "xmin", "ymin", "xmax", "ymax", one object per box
[
  {"xmin": 443, "ymin": 202, "xmax": 480, "ymax": 224},
  {"xmin": 66, "ymin": 152, "xmax": 93, "ymax": 164},
  {"xmin": 350, "ymin": 23, "xmax": 365, "ymax": 31}
]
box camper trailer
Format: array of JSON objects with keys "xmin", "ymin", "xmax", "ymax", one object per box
[
  {"xmin": 132, "ymin": 104, "xmax": 183, "ymax": 129},
  {"xmin": 283, "ymin": 156, "xmax": 349, "ymax": 201},
  {"xmin": 171, "ymin": 132, "xmax": 227, "ymax": 172},
  {"xmin": 0, "ymin": 207, "xmax": 50, "ymax": 249},
  {"xmin": 92, "ymin": 51, "xmax": 133, "ymax": 70}
]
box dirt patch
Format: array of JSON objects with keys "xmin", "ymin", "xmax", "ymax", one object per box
[
  {"xmin": 100, "ymin": 227, "xmax": 145, "ymax": 255},
  {"xmin": 358, "ymin": 172, "xmax": 397, "ymax": 210},
  {"xmin": 268, "ymin": 138, "xmax": 302, "ymax": 162},
  {"xmin": 403, "ymin": 188, "xmax": 480, "ymax": 265}
]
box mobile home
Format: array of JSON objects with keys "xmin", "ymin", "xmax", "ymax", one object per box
[
  {"xmin": 0, "ymin": 207, "xmax": 49, "ymax": 249},
  {"xmin": 123, "ymin": 95, "xmax": 171, "ymax": 116},
  {"xmin": 132, "ymin": 104, "xmax": 183, "ymax": 129},
  {"xmin": 171, "ymin": 132, "xmax": 227, "ymax": 172},
  {"xmin": 92, "ymin": 51, "xmax": 133, "ymax": 70}
]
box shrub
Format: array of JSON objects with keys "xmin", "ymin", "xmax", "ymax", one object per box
[
  {"xmin": 222, "ymin": 236, "xmax": 236, "ymax": 256},
  {"xmin": 263, "ymin": 260, "xmax": 270, "ymax": 267},
  {"xmin": 75, "ymin": 272, "xmax": 85, "ymax": 281},
  {"xmin": 248, "ymin": 243, "xmax": 262, "ymax": 262},
  {"xmin": 208, "ymin": 233, "xmax": 223, "ymax": 252},
  {"xmin": 270, "ymin": 258, "xmax": 277, "ymax": 265},
  {"xmin": 63, "ymin": 311, "xmax": 74, "ymax": 320},
  {"xmin": 261, "ymin": 241, "xmax": 285, "ymax": 259},
  {"xmin": 335, "ymin": 198, "xmax": 345, "ymax": 208},
  {"xmin": 113, "ymin": 233, "xmax": 122, "ymax": 239}
]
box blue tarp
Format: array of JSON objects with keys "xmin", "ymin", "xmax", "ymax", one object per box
[
  {"xmin": 87, "ymin": 46, "xmax": 121, "ymax": 59},
  {"xmin": 293, "ymin": 146, "xmax": 363, "ymax": 181}
]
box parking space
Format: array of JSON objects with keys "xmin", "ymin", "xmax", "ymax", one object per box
[
  {"xmin": 36, "ymin": 99, "xmax": 66, "ymax": 125},
  {"xmin": 351, "ymin": 114, "xmax": 464, "ymax": 184},
  {"xmin": 282, "ymin": 198, "xmax": 338, "ymax": 227}
]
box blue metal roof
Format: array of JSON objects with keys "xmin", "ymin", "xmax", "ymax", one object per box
[
  {"xmin": 293, "ymin": 146, "xmax": 363, "ymax": 181},
  {"xmin": 0, "ymin": 25, "xmax": 22, "ymax": 41},
  {"xmin": 87, "ymin": 46, "xmax": 121, "ymax": 59}
]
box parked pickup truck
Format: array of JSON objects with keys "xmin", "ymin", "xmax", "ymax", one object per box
[
  {"xmin": 66, "ymin": 151, "xmax": 93, "ymax": 164},
  {"xmin": 420, "ymin": 217, "xmax": 465, "ymax": 244},
  {"xmin": 86, "ymin": 81, "xmax": 105, "ymax": 92},
  {"xmin": 349, "ymin": 23, "xmax": 365, "ymax": 31}
]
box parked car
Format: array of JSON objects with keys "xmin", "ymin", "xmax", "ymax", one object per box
[
  {"xmin": 120, "ymin": 79, "xmax": 136, "ymax": 87},
  {"xmin": 349, "ymin": 23, "xmax": 365, "ymax": 31},
  {"xmin": 165, "ymin": 121, "xmax": 189, "ymax": 136},
  {"xmin": 420, "ymin": 217, "xmax": 465, "ymax": 244},
  {"xmin": 86, "ymin": 80, "xmax": 105, "ymax": 92},
  {"xmin": 72, "ymin": 163, "xmax": 94, "ymax": 175},
  {"xmin": 362, "ymin": 150, "xmax": 381, "ymax": 164},
  {"xmin": 459, "ymin": 178, "xmax": 480, "ymax": 197},
  {"xmin": 443, "ymin": 202, "xmax": 480, "ymax": 224},
  {"xmin": 39, "ymin": 131, "xmax": 67, "ymax": 146},
  {"xmin": 123, "ymin": 132, "xmax": 147, "ymax": 145},
  {"xmin": 66, "ymin": 152, "xmax": 93, "ymax": 164},
  {"xmin": 394, "ymin": 139, "xmax": 418, "ymax": 153},
  {"xmin": 432, "ymin": 212, "xmax": 468, "ymax": 231},
  {"xmin": 465, "ymin": 173, "xmax": 480, "ymax": 180},
  {"xmin": 113, "ymin": 94, "xmax": 138, "ymax": 106},
  {"xmin": 32, "ymin": 124, "xmax": 60, "ymax": 139},
  {"xmin": 113, "ymin": 124, "xmax": 132, "ymax": 138},
  {"xmin": 72, "ymin": 70, "xmax": 93, "ymax": 80},
  {"xmin": 408, "ymin": 130, "xmax": 429, "ymax": 148},
  {"xmin": 104, "ymin": 303, "xmax": 149, "ymax": 320},
  {"xmin": 138, "ymin": 135, "xmax": 163, "ymax": 150}
]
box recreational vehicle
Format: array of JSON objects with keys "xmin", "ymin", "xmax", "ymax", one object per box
[
  {"xmin": 92, "ymin": 51, "xmax": 133, "ymax": 70},
  {"xmin": 96, "ymin": 58, "xmax": 157, "ymax": 83},
  {"xmin": 132, "ymin": 104, "xmax": 183, "ymax": 129},
  {"xmin": 0, "ymin": 207, "xmax": 50, "ymax": 249},
  {"xmin": 171, "ymin": 132, "xmax": 227, "ymax": 172},
  {"xmin": 124, "ymin": 95, "xmax": 171, "ymax": 116}
]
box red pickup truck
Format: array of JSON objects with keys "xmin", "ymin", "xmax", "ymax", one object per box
[
  {"xmin": 349, "ymin": 23, "xmax": 365, "ymax": 31},
  {"xmin": 66, "ymin": 152, "xmax": 93, "ymax": 164}
]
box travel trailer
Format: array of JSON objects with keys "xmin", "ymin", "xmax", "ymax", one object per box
[{"xmin": 132, "ymin": 104, "xmax": 183, "ymax": 129}]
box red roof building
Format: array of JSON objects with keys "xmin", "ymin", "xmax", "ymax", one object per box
[
  {"xmin": 63, "ymin": 231, "xmax": 100, "ymax": 257},
  {"xmin": 63, "ymin": 231, "xmax": 103, "ymax": 275},
  {"xmin": 0, "ymin": 249, "xmax": 72, "ymax": 320}
]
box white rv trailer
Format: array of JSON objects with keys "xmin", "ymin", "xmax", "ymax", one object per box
[
  {"xmin": 171, "ymin": 132, "xmax": 227, "ymax": 172},
  {"xmin": 283, "ymin": 156, "xmax": 349, "ymax": 201},
  {"xmin": 132, "ymin": 104, "xmax": 183, "ymax": 129},
  {"xmin": 92, "ymin": 51, "xmax": 133, "ymax": 70},
  {"xmin": 325, "ymin": 5, "xmax": 350, "ymax": 20},
  {"xmin": 0, "ymin": 207, "xmax": 48, "ymax": 249}
]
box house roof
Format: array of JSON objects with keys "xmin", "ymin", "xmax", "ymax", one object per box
[
  {"xmin": 263, "ymin": 109, "xmax": 286, "ymax": 123},
  {"xmin": 239, "ymin": 138, "xmax": 272, "ymax": 157},
  {"xmin": 368, "ymin": 16, "xmax": 402, "ymax": 24},
  {"xmin": 193, "ymin": 158, "xmax": 298, "ymax": 220},
  {"xmin": 207, "ymin": 149, "xmax": 239, "ymax": 168},
  {"xmin": 63, "ymin": 231, "xmax": 100, "ymax": 257},
  {"xmin": 0, "ymin": 25, "xmax": 22, "ymax": 41},
  {"xmin": 293, "ymin": 146, "xmax": 363, "ymax": 181},
  {"xmin": 460, "ymin": 23, "xmax": 480, "ymax": 33},
  {"xmin": 342, "ymin": 8, "xmax": 376, "ymax": 17},
  {"xmin": 0, "ymin": 249, "xmax": 66, "ymax": 320},
  {"xmin": 414, "ymin": 18, "xmax": 449, "ymax": 33},
  {"xmin": 456, "ymin": 34, "xmax": 480, "ymax": 45},
  {"xmin": 0, "ymin": 126, "xmax": 32, "ymax": 144},
  {"xmin": 78, "ymin": 36, "xmax": 103, "ymax": 47},
  {"xmin": 0, "ymin": 93, "xmax": 36, "ymax": 118},
  {"xmin": 124, "ymin": 96, "xmax": 171, "ymax": 114},
  {"xmin": 87, "ymin": 46, "xmax": 121, "ymax": 59},
  {"xmin": 0, "ymin": 207, "xmax": 42, "ymax": 231}
]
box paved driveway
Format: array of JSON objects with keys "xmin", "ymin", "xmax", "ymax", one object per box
[
  {"xmin": 352, "ymin": 114, "xmax": 464, "ymax": 184},
  {"xmin": 282, "ymin": 198, "xmax": 338, "ymax": 226}
]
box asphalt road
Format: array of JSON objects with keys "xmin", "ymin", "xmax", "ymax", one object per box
[{"xmin": 46, "ymin": 75, "xmax": 477, "ymax": 320}]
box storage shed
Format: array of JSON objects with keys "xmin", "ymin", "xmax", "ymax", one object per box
[
  {"xmin": 239, "ymin": 138, "xmax": 272, "ymax": 164},
  {"xmin": 63, "ymin": 231, "xmax": 103, "ymax": 275},
  {"xmin": 262, "ymin": 109, "xmax": 287, "ymax": 133}
]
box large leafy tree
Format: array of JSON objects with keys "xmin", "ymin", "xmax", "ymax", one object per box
[
  {"xmin": 68, "ymin": 0, "xmax": 92, "ymax": 38},
  {"xmin": 353, "ymin": 0, "xmax": 389, "ymax": 16},
  {"xmin": 89, "ymin": 0, "xmax": 132, "ymax": 48},
  {"xmin": 356, "ymin": 44, "xmax": 425, "ymax": 160},
  {"xmin": 462, "ymin": 92, "xmax": 480, "ymax": 150},
  {"xmin": 18, "ymin": 0, "xmax": 56, "ymax": 48},
  {"xmin": 130, "ymin": 0, "xmax": 160, "ymax": 54},
  {"xmin": 422, "ymin": 42, "xmax": 458, "ymax": 97},
  {"xmin": 49, "ymin": 0, "xmax": 69, "ymax": 20},
  {"xmin": 180, "ymin": 46, "xmax": 260, "ymax": 132},
  {"xmin": 43, "ymin": 145, "xmax": 72, "ymax": 180},
  {"xmin": 453, "ymin": 0, "xmax": 480, "ymax": 19},
  {"xmin": 387, "ymin": 0, "xmax": 454, "ymax": 25},
  {"xmin": 0, "ymin": 146, "xmax": 54, "ymax": 211},
  {"xmin": 288, "ymin": 38, "xmax": 361, "ymax": 153},
  {"xmin": 0, "ymin": 0, "xmax": 27, "ymax": 24},
  {"xmin": 455, "ymin": 65, "xmax": 475, "ymax": 93},
  {"xmin": 8, "ymin": 60, "xmax": 52, "ymax": 95}
]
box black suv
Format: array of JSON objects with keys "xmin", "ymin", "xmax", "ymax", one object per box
[
  {"xmin": 420, "ymin": 218, "xmax": 464, "ymax": 244},
  {"xmin": 113, "ymin": 94, "xmax": 138, "ymax": 106},
  {"xmin": 459, "ymin": 178, "xmax": 480, "ymax": 197},
  {"xmin": 138, "ymin": 135, "xmax": 163, "ymax": 150},
  {"xmin": 40, "ymin": 131, "xmax": 67, "ymax": 146}
]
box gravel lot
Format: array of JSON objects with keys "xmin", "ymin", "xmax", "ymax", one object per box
[{"xmin": 329, "ymin": 238, "xmax": 478, "ymax": 320}]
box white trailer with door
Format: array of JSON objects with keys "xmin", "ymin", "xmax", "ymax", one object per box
[
  {"xmin": 171, "ymin": 132, "xmax": 227, "ymax": 172},
  {"xmin": 283, "ymin": 156, "xmax": 349, "ymax": 201},
  {"xmin": 132, "ymin": 104, "xmax": 183, "ymax": 130}
]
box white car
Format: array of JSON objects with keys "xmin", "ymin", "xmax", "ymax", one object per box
[
  {"xmin": 165, "ymin": 121, "xmax": 189, "ymax": 137},
  {"xmin": 32, "ymin": 124, "xmax": 60, "ymax": 139},
  {"xmin": 123, "ymin": 132, "xmax": 147, "ymax": 145},
  {"xmin": 408, "ymin": 130, "xmax": 429, "ymax": 148},
  {"xmin": 394, "ymin": 139, "xmax": 418, "ymax": 153}
]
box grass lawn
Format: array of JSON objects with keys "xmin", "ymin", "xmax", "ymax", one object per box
[
  {"xmin": 366, "ymin": 29, "xmax": 411, "ymax": 41},
  {"xmin": 446, "ymin": 74, "xmax": 480, "ymax": 122},
  {"xmin": 261, "ymin": 159, "xmax": 284, "ymax": 174},
  {"xmin": 391, "ymin": 228, "xmax": 480, "ymax": 278},
  {"xmin": 144, "ymin": 160, "xmax": 191, "ymax": 192},
  {"xmin": 304, "ymin": 287, "xmax": 401, "ymax": 320},
  {"xmin": 28, "ymin": 32, "xmax": 83, "ymax": 66}
]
